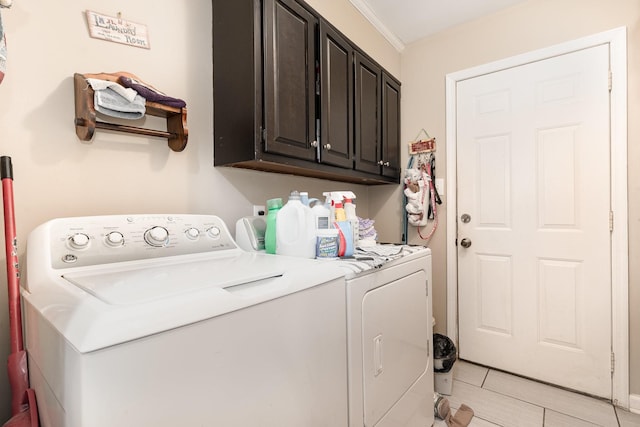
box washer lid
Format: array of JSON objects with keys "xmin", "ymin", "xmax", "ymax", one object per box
[
  {"xmin": 63, "ymin": 252, "xmax": 288, "ymax": 305},
  {"xmin": 25, "ymin": 252, "xmax": 345, "ymax": 353}
]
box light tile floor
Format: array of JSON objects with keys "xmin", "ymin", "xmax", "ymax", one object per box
[{"xmin": 434, "ymin": 361, "xmax": 640, "ymax": 427}]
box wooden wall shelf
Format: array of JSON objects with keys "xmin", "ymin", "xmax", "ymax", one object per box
[{"xmin": 73, "ymin": 73, "xmax": 188, "ymax": 152}]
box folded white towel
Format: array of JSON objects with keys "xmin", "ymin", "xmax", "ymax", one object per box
[
  {"xmin": 86, "ymin": 78, "xmax": 139, "ymax": 103},
  {"xmin": 94, "ymin": 87, "xmax": 146, "ymax": 120}
]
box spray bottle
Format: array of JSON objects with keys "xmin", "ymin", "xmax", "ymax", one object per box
[
  {"xmin": 322, "ymin": 191, "xmax": 357, "ymax": 221},
  {"xmin": 322, "ymin": 191, "xmax": 357, "ymax": 255},
  {"xmin": 343, "ymin": 196, "xmax": 358, "ymax": 247}
]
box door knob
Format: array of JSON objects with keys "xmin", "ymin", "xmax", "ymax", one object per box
[
  {"xmin": 311, "ymin": 140, "xmax": 318, "ymax": 148},
  {"xmin": 460, "ymin": 238, "xmax": 472, "ymax": 248},
  {"xmin": 323, "ymin": 143, "xmax": 331, "ymax": 150}
]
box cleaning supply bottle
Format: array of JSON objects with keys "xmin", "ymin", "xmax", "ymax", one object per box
[
  {"xmin": 310, "ymin": 199, "xmax": 337, "ymax": 258},
  {"xmin": 276, "ymin": 191, "xmax": 316, "ymax": 258},
  {"xmin": 344, "ymin": 197, "xmax": 359, "ymax": 248},
  {"xmin": 310, "ymin": 198, "xmax": 330, "ymax": 230},
  {"xmin": 334, "ymin": 201, "xmax": 346, "ymax": 222},
  {"xmin": 300, "ymin": 191, "xmax": 309, "ymax": 206},
  {"xmin": 316, "ymin": 228, "xmax": 339, "ymax": 259},
  {"xmin": 264, "ymin": 197, "xmax": 283, "ymax": 254},
  {"xmin": 344, "ymin": 197, "xmax": 356, "ymax": 220},
  {"xmin": 322, "ymin": 191, "xmax": 357, "ymax": 224}
]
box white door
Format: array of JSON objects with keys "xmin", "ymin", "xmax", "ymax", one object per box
[{"xmin": 456, "ymin": 44, "xmax": 612, "ymax": 398}]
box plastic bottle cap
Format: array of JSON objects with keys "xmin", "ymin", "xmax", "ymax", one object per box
[
  {"xmin": 335, "ymin": 202, "xmax": 343, "ymax": 208},
  {"xmin": 267, "ymin": 198, "xmax": 283, "ymax": 210},
  {"xmin": 289, "ymin": 191, "xmax": 301, "ymax": 200}
]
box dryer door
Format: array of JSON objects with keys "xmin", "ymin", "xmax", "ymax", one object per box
[{"xmin": 361, "ymin": 270, "xmax": 429, "ymax": 425}]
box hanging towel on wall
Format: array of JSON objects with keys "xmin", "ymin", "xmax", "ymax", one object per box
[
  {"xmin": 0, "ymin": 7, "xmax": 7, "ymax": 84},
  {"xmin": 86, "ymin": 78, "xmax": 146, "ymax": 120},
  {"xmin": 119, "ymin": 76, "xmax": 186, "ymax": 108},
  {"xmin": 82, "ymin": 71, "xmax": 186, "ymax": 109}
]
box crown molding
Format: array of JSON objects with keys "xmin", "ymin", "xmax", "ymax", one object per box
[{"xmin": 348, "ymin": 0, "xmax": 405, "ymax": 52}]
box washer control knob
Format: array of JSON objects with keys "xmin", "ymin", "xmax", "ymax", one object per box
[
  {"xmin": 185, "ymin": 227, "xmax": 200, "ymax": 240},
  {"xmin": 69, "ymin": 233, "xmax": 90, "ymax": 249},
  {"xmin": 62, "ymin": 254, "xmax": 78, "ymax": 263},
  {"xmin": 105, "ymin": 231, "xmax": 125, "ymax": 247},
  {"xmin": 144, "ymin": 226, "xmax": 169, "ymax": 247},
  {"xmin": 207, "ymin": 226, "xmax": 221, "ymax": 239}
]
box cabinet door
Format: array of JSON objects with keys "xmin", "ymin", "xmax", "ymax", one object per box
[
  {"xmin": 263, "ymin": 0, "xmax": 318, "ymax": 161},
  {"xmin": 381, "ymin": 73, "xmax": 401, "ymax": 180},
  {"xmin": 212, "ymin": 0, "xmax": 263, "ymax": 166},
  {"xmin": 319, "ymin": 22, "xmax": 353, "ymax": 169},
  {"xmin": 354, "ymin": 52, "xmax": 382, "ymax": 175}
]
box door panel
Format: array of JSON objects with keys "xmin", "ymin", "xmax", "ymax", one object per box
[
  {"xmin": 361, "ymin": 271, "xmax": 429, "ymax": 426},
  {"xmin": 264, "ymin": 0, "xmax": 317, "ymax": 161},
  {"xmin": 476, "ymin": 134, "xmax": 511, "ymax": 227},
  {"xmin": 457, "ymin": 44, "xmax": 612, "ymax": 398},
  {"xmin": 354, "ymin": 52, "xmax": 382, "ymax": 175},
  {"xmin": 319, "ymin": 22, "xmax": 353, "ymax": 168},
  {"xmin": 381, "ymin": 73, "xmax": 401, "ymax": 179}
]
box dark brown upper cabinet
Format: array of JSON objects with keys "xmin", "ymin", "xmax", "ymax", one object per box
[
  {"xmin": 213, "ymin": 0, "xmax": 401, "ymax": 184},
  {"xmin": 319, "ymin": 22, "xmax": 354, "ymax": 169},
  {"xmin": 354, "ymin": 52, "xmax": 401, "ymax": 179},
  {"xmin": 354, "ymin": 52, "xmax": 382, "ymax": 175},
  {"xmin": 381, "ymin": 72, "xmax": 401, "ymax": 179},
  {"xmin": 263, "ymin": 0, "xmax": 317, "ymax": 161}
]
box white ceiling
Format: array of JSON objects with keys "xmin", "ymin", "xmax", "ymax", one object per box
[{"xmin": 350, "ymin": 0, "xmax": 528, "ymax": 51}]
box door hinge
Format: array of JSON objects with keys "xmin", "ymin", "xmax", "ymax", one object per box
[
  {"xmin": 608, "ymin": 70, "xmax": 613, "ymax": 91},
  {"xmin": 611, "ymin": 352, "xmax": 615, "ymax": 374},
  {"xmin": 609, "ymin": 211, "xmax": 614, "ymax": 232}
]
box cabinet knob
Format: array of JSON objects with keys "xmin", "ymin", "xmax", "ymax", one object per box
[
  {"xmin": 377, "ymin": 160, "xmax": 384, "ymax": 166},
  {"xmin": 323, "ymin": 144, "xmax": 331, "ymax": 150},
  {"xmin": 311, "ymin": 140, "xmax": 318, "ymax": 148},
  {"xmin": 384, "ymin": 161, "xmax": 390, "ymax": 167}
]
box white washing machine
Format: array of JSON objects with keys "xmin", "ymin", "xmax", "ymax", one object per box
[
  {"xmin": 22, "ymin": 214, "xmax": 349, "ymax": 427},
  {"xmin": 339, "ymin": 247, "xmax": 434, "ymax": 427}
]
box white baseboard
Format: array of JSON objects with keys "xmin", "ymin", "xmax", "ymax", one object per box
[{"xmin": 629, "ymin": 394, "xmax": 640, "ymax": 414}]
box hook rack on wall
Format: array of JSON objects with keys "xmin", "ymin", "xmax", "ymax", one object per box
[{"xmin": 73, "ymin": 73, "xmax": 188, "ymax": 152}]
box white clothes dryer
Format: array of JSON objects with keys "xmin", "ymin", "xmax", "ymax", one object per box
[
  {"xmin": 338, "ymin": 246, "xmax": 434, "ymax": 427},
  {"xmin": 22, "ymin": 214, "xmax": 349, "ymax": 427}
]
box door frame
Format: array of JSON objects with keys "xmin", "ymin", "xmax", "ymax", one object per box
[{"xmin": 445, "ymin": 27, "xmax": 629, "ymax": 407}]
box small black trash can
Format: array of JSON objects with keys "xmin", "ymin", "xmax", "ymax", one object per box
[{"xmin": 433, "ymin": 333, "xmax": 457, "ymax": 394}]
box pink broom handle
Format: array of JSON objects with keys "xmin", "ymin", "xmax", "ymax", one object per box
[{"xmin": 1, "ymin": 156, "xmax": 23, "ymax": 354}]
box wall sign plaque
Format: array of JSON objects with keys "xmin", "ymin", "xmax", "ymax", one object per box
[{"xmin": 86, "ymin": 11, "xmax": 150, "ymax": 49}]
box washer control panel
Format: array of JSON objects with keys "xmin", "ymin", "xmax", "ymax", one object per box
[{"xmin": 48, "ymin": 214, "xmax": 237, "ymax": 269}]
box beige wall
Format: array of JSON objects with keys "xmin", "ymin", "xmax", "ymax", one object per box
[
  {"xmin": 401, "ymin": 0, "xmax": 640, "ymax": 396},
  {"xmin": 306, "ymin": 0, "xmax": 400, "ymax": 79},
  {"xmin": 0, "ymin": 0, "xmax": 400, "ymax": 421}
]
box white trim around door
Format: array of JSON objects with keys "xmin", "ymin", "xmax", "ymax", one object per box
[{"xmin": 445, "ymin": 27, "xmax": 629, "ymax": 408}]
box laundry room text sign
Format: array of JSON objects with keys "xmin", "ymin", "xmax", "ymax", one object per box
[{"xmin": 85, "ymin": 11, "xmax": 150, "ymax": 49}]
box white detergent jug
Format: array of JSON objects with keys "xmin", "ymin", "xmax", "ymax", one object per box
[{"xmin": 276, "ymin": 191, "xmax": 316, "ymax": 258}]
